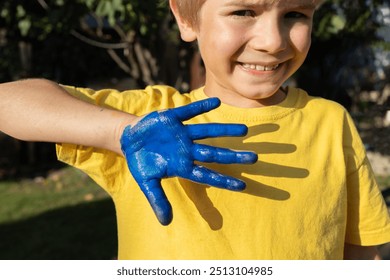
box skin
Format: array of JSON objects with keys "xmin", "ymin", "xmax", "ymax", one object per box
[
  {"xmin": 172, "ymin": 0, "xmax": 315, "ymax": 108},
  {"xmin": 171, "ymin": 0, "xmax": 384, "ymax": 259},
  {"xmin": 121, "ymin": 98, "xmax": 257, "ymax": 225},
  {"xmin": 0, "ymin": 0, "xmax": 385, "ymax": 258},
  {"xmin": 0, "ymin": 80, "xmax": 258, "ymax": 226},
  {"xmin": 344, "ymin": 243, "xmax": 381, "ymax": 260},
  {"xmin": 0, "ymin": 79, "xmax": 134, "ymax": 155}
]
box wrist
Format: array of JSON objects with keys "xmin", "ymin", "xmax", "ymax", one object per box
[{"xmin": 112, "ymin": 113, "xmax": 140, "ymax": 156}]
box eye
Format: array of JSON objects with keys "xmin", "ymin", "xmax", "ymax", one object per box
[
  {"xmin": 232, "ymin": 10, "xmax": 256, "ymax": 17},
  {"xmin": 285, "ymin": 11, "xmax": 307, "ymax": 19}
]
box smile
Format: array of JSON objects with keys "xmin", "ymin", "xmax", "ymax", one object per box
[{"xmin": 241, "ymin": 63, "xmax": 280, "ymax": 71}]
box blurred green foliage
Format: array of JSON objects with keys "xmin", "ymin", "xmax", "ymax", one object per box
[
  {"xmin": 0, "ymin": 0, "xmax": 388, "ymax": 96},
  {"xmin": 299, "ymin": 0, "xmax": 389, "ymax": 104},
  {"xmin": 314, "ymin": 0, "xmax": 386, "ymax": 40},
  {"xmin": 0, "ymin": 0, "xmax": 169, "ymax": 40},
  {"xmin": 0, "ymin": 0, "xmax": 171, "ymax": 85}
]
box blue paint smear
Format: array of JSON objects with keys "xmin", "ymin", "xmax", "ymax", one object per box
[{"xmin": 120, "ymin": 98, "xmax": 258, "ymax": 225}]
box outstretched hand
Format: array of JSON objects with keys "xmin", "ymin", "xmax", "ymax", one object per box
[{"xmin": 120, "ymin": 98, "xmax": 258, "ymax": 225}]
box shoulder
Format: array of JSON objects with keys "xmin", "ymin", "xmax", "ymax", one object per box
[
  {"xmin": 292, "ymin": 87, "xmax": 348, "ymax": 113},
  {"xmin": 291, "ymin": 87, "xmax": 359, "ymax": 141},
  {"xmin": 291, "ymin": 87, "xmax": 351, "ymax": 124}
]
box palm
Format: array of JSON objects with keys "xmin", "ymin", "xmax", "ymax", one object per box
[{"xmin": 120, "ymin": 98, "xmax": 257, "ymax": 225}]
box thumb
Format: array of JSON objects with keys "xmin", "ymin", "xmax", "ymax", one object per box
[{"xmin": 138, "ymin": 179, "xmax": 173, "ymax": 226}]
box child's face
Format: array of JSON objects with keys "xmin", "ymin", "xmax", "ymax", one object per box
[{"xmin": 183, "ymin": 0, "xmax": 316, "ymax": 107}]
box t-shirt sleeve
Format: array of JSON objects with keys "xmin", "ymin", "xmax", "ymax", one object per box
[
  {"xmin": 56, "ymin": 144, "xmax": 129, "ymax": 195},
  {"xmin": 55, "ymin": 84, "xmax": 187, "ymax": 195},
  {"xmin": 343, "ymin": 112, "xmax": 390, "ymax": 245},
  {"xmin": 55, "ymin": 85, "xmax": 131, "ymax": 195},
  {"xmin": 345, "ymin": 157, "xmax": 390, "ymax": 245},
  {"xmin": 60, "ymin": 84, "xmax": 184, "ymax": 116}
]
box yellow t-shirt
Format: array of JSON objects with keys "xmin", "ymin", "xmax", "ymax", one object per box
[{"xmin": 57, "ymin": 85, "xmax": 390, "ymax": 259}]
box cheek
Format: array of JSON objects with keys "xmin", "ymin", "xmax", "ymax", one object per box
[
  {"xmin": 290, "ymin": 27, "xmax": 312, "ymax": 55},
  {"xmin": 199, "ymin": 22, "xmax": 244, "ymax": 59},
  {"xmin": 213, "ymin": 33, "xmax": 241, "ymax": 57}
]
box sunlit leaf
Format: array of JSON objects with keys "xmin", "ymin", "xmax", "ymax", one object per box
[{"xmin": 18, "ymin": 19, "xmax": 31, "ymax": 37}]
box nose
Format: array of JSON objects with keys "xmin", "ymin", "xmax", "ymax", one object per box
[{"xmin": 248, "ymin": 16, "xmax": 287, "ymax": 54}]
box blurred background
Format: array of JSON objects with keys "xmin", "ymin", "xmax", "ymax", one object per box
[{"xmin": 0, "ymin": 0, "xmax": 389, "ymax": 259}]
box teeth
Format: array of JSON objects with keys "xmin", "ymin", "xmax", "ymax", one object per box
[{"xmin": 242, "ymin": 63, "xmax": 279, "ymax": 71}]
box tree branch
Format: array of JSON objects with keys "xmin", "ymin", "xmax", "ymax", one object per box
[
  {"xmin": 70, "ymin": 30, "xmax": 129, "ymax": 49},
  {"xmin": 107, "ymin": 49, "xmax": 140, "ymax": 79},
  {"xmin": 36, "ymin": 0, "xmax": 49, "ymax": 10},
  {"xmin": 134, "ymin": 41, "xmax": 154, "ymax": 85}
]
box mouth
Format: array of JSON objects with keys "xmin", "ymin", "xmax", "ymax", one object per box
[{"xmin": 241, "ymin": 63, "xmax": 280, "ymax": 71}]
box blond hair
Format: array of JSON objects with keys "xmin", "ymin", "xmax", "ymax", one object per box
[{"xmin": 175, "ymin": 0, "xmax": 206, "ymax": 27}]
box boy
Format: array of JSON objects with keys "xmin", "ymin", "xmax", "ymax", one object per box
[{"xmin": 0, "ymin": 0, "xmax": 389, "ymax": 259}]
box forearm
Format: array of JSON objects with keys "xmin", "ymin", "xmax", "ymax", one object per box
[
  {"xmin": 343, "ymin": 243, "xmax": 381, "ymax": 260},
  {"xmin": 0, "ymin": 79, "xmax": 136, "ymax": 155}
]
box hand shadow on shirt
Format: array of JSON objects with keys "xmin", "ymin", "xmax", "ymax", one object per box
[{"xmin": 181, "ymin": 123, "xmax": 310, "ymax": 230}]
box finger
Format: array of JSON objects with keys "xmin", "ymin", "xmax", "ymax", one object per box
[
  {"xmin": 172, "ymin": 98, "xmax": 221, "ymax": 121},
  {"xmin": 138, "ymin": 179, "xmax": 173, "ymax": 226},
  {"xmin": 187, "ymin": 123, "xmax": 248, "ymax": 140},
  {"xmin": 186, "ymin": 165, "xmax": 247, "ymax": 191},
  {"xmin": 192, "ymin": 144, "xmax": 258, "ymax": 164}
]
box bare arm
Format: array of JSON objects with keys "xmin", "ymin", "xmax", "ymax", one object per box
[
  {"xmin": 344, "ymin": 243, "xmax": 382, "ymax": 260},
  {"xmin": 0, "ymin": 79, "xmax": 258, "ymax": 225},
  {"xmin": 0, "ymin": 79, "xmax": 137, "ymax": 155}
]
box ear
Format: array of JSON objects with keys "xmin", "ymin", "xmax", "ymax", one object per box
[{"xmin": 169, "ymin": 0, "xmax": 198, "ymax": 42}]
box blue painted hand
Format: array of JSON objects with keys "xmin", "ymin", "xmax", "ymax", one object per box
[{"xmin": 120, "ymin": 98, "xmax": 258, "ymax": 225}]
